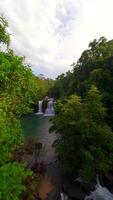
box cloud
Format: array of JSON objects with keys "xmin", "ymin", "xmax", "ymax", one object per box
[{"xmin": 0, "ymin": 0, "xmax": 113, "ymax": 78}]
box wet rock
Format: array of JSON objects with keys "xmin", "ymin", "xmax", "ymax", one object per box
[
  {"xmin": 39, "ymin": 176, "xmax": 55, "ymax": 200},
  {"xmin": 31, "ymin": 162, "xmax": 44, "ymax": 174},
  {"xmin": 62, "ymin": 183, "xmax": 85, "ymax": 199},
  {"xmin": 61, "ymin": 176, "xmax": 90, "ymax": 200},
  {"xmin": 21, "ymin": 191, "xmax": 42, "ymax": 200},
  {"xmin": 25, "ymin": 138, "xmax": 36, "ymax": 154},
  {"xmin": 103, "ymin": 173, "xmax": 113, "ymax": 193},
  {"xmin": 47, "ymin": 188, "xmax": 60, "ymax": 200},
  {"xmin": 35, "ymin": 142, "xmax": 43, "ymax": 150}
]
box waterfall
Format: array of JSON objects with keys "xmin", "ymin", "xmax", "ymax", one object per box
[
  {"xmin": 36, "ymin": 100, "xmax": 43, "ymax": 115},
  {"xmin": 35, "ymin": 98, "xmax": 55, "ymax": 116},
  {"xmin": 44, "ymin": 99, "xmax": 55, "ymax": 116},
  {"xmin": 84, "ymin": 176, "xmax": 113, "ymax": 200}
]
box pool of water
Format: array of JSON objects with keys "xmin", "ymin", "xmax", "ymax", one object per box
[
  {"xmin": 21, "ymin": 113, "xmax": 51, "ymax": 139},
  {"xmin": 21, "ymin": 112, "xmax": 57, "ymax": 165}
]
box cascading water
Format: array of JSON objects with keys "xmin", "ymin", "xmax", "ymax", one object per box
[
  {"xmin": 44, "ymin": 99, "xmax": 55, "ymax": 116},
  {"xmin": 84, "ymin": 176, "xmax": 113, "ymax": 200},
  {"xmin": 60, "ymin": 192, "xmax": 70, "ymax": 200},
  {"xmin": 36, "ymin": 100, "xmax": 43, "ymax": 115}
]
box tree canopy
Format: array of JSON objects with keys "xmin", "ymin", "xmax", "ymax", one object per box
[
  {"xmin": 50, "ymin": 37, "xmax": 113, "ymax": 181},
  {"xmin": 0, "ymin": 15, "xmax": 10, "ymax": 47},
  {"xmin": 51, "ymin": 37, "xmax": 113, "ymax": 128},
  {"xmin": 51, "ymin": 86, "xmax": 113, "ymax": 180},
  {"xmin": 0, "ymin": 16, "xmax": 49, "ymax": 199}
]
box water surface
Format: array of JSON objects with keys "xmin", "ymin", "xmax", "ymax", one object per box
[
  {"xmin": 21, "ymin": 113, "xmax": 60, "ymax": 200},
  {"xmin": 21, "ymin": 113, "xmax": 50, "ymax": 139}
]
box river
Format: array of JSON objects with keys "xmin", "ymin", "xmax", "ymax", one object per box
[{"xmin": 21, "ymin": 113, "xmax": 61, "ymax": 200}]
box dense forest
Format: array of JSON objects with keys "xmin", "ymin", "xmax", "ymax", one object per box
[
  {"xmin": 50, "ymin": 37, "xmax": 113, "ymax": 181},
  {"xmin": 0, "ymin": 16, "xmax": 53, "ymax": 199}
]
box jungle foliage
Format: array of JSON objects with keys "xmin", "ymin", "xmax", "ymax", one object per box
[
  {"xmin": 0, "ymin": 16, "xmax": 48, "ymax": 199},
  {"xmin": 51, "ymin": 86, "xmax": 113, "ymax": 180},
  {"xmin": 51, "ymin": 37, "xmax": 113, "ymax": 127},
  {"xmin": 51, "ymin": 37, "xmax": 113, "ymax": 180}
]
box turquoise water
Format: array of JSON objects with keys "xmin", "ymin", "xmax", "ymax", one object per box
[{"xmin": 21, "ymin": 113, "xmax": 51, "ymax": 139}]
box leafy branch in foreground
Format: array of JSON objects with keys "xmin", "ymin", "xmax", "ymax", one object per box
[{"xmin": 0, "ymin": 163, "xmax": 33, "ymax": 200}]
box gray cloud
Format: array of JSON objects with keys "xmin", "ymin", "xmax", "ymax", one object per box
[{"xmin": 0, "ymin": 0, "xmax": 113, "ymax": 78}]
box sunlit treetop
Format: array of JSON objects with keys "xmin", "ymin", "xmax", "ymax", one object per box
[{"xmin": 0, "ymin": 15, "xmax": 10, "ymax": 47}]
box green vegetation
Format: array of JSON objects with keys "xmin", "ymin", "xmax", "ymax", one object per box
[
  {"xmin": 0, "ymin": 163, "xmax": 32, "ymax": 200},
  {"xmin": 51, "ymin": 37, "xmax": 113, "ymax": 181},
  {"xmin": 36, "ymin": 76, "xmax": 54, "ymax": 100},
  {"xmin": 51, "ymin": 37, "xmax": 113, "ymax": 126},
  {"xmin": 0, "ymin": 16, "xmax": 49, "ymax": 199},
  {"xmin": 51, "ymin": 86, "xmax": 113, "ymax": 180},
  {"xmin": 0, "ymin": 15, "xmax": 10, "ymax": 46}
]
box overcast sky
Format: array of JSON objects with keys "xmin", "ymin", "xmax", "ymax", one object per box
[{"xmin": 0, "ymin": 0, "xmax": 113, "ymax": 78}]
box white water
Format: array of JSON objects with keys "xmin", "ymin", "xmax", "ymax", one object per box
[
  {"xmin": 60, "ymin": 192, "xmax": 69, "ymax": 200},
  {"xmin": 85, "ymin": 177, "xmax": 113, "ymax": 200},
  {"xmin": 36, "ymin": 100, "xmax": 43, "ymax": 115},
  {"xmin": 44, "ymin": 99, "xmax": 55, "ymax": 116}
]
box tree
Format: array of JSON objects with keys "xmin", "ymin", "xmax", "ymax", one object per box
[
  {"xmin": 0, "ymin": 163, "xmax": 32, "ymax": 200},
  {"xmin": 50, "ymin": 86, "xmax": 113, "ymax": 180},
  {"xmin": 0, "ymin": 15, "xmax": 10, "ymax": 47},
  {"xmin": 0, "ymin": 15, "xmax": 45, "ymax": 199},
  {"xmin": 51, "ymin": 37, "xmax": 113, "ymax": 128}
]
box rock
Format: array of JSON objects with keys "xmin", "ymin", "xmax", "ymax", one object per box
[
  {"xmin": 62, "ymin": 183, "xmax": 85, "ymax": 199},
  {"xmin": 103, "ymin": 173, "xmax": 113, "ymax": 193},
  {"xmin": 31, "ymin": 162, "xmax": 44, "ymax": 174},
  {"xmin": 61, "ymin": 176, "xmax": 89, "ymax": 200},
  {"xmin": 47, "ymin": 188, "xmax": 60, "ymax": 200},
  {"xmin": 35, "ymin": 142, "xmax": 43, "ymax": 150}
]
